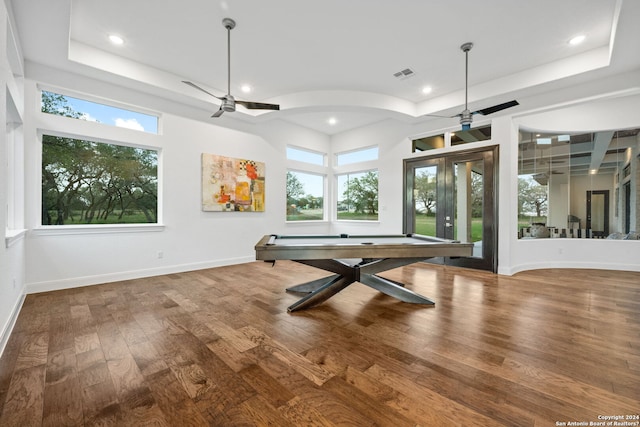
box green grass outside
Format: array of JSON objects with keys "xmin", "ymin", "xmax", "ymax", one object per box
[
  {"xmin": 336, "ymin": 212, "xmax": 379, "ymax": 221},
  {"xmin": 415, "ymin": 214, "xmax": 483, "ymax": 242},
  {"xmin": 44, "ymin": 210, "xmax": 154, "ymax": 225},
  {"xmin": 287, "ymin": 209, "xmax": 379, "ymax": 221}
]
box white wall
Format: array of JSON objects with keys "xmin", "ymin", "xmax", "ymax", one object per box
[
  {"xmin": 22, "ymin": 76, "xmax": 332, "ymax": 293},
  {"xmin": 0, "ymin": 0, "xmax": 26, "ymax": 356}
]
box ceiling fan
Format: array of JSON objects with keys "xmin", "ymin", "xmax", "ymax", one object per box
[
  {"xmin": 430, "ymin": 42, "xmax": 519, "ymax": 130},
  {"xmin": 182, "ymin": 18, "xmax": 280, "ymax": 118}
]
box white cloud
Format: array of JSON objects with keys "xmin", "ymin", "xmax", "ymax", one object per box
[
  {"xmin": 80, "ymin": 112, "xmax": 98, "ymax": 122},
  {"xmin": 114, "ymin": 118, "xmax": 145, "ymax": 131}
]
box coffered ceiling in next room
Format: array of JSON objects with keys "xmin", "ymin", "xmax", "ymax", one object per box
[{"xmin": 11, "ymin": 0, "xmax": 640, "ymax": 134}]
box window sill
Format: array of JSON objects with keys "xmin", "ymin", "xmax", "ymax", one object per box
[
  {"xmin": 5, "ymin": 229, "xmax": 27, "ymax": 248},
  {"xmin": 31, "ymin": 224, "xmax": 165, "ymax": 236}
]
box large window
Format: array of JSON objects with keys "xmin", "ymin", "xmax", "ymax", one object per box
[
  {"xmin": 42, "ymin": 134, "xmax": 158, "ymax": 225},
  {"xmin": 286, "ymin": 171, "xmax": 324, "ymax": 221},
  {"xmin": 41, "ymin": 90, "xmax": 159, "ymax": 134},
  {"xmin": 337, "ymin": 170, "xmax": 379, "ymax": 221},
  {"xmin": 518, "ymin": 128, "xmax": 639, "ymax": 240},
  {"xmin": 286, "ymin": 146, "xmax": 326, "ymax": 221}
]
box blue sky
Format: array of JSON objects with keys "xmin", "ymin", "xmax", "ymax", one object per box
[{"xmin": 52, "ymin": 92, "xmax": 158, "ymax": 133}]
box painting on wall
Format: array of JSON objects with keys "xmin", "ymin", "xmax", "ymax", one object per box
[{"xmin": 202, "ymin": 153, "xmax": 265, "ymax": 212}]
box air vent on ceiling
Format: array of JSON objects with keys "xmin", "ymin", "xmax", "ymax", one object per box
[{"xmin": 393, "ymin": 68, "xmax": 415, "ymax": 80}]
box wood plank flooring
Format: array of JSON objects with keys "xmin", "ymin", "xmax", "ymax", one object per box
[{"xmin": 0, "ymin": 261, "xmax": 638, "ymax": 426}]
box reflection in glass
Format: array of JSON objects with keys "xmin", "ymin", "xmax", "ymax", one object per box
[
  {"xmin": 517, "ymin": 128, "xmax": 639, "ymax": 240},
  {"xmin": 413, "ymin": 166, "xmax": 438, "ymax": 235},
  {"xmin": 454, "ymin": 160, "xmax": 484, "ymax": 251},
  {"xmin": 451, "ymin": 125, "xmax": 492, "ymax": 146},
  {"xmin": 412, "ymin": 134, "xmax": 444, "ymax": 152}
]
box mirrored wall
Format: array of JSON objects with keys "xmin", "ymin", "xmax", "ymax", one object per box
[{"xmin": 518, "ymin": 128, "xmax": 639, "ymax": 240}]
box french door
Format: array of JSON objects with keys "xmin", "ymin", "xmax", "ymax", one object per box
[{"xmin": 403, "ymin": 146, "xmax": 498, "ymax": 272}]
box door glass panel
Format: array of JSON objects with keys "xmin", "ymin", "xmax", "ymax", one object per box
[
  {"xmin": 413, "ymin": 166, "xmax": 438, "ymax": 235},
  {"xmin": 591, "ymin": 194, "xmax": 605, "ymax": 233},
  {"xmin": 453, "ymin": 159, "xmax": 483, "ymax": 257}
]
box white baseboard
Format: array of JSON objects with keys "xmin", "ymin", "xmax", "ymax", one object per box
[
  {"xmin": 499, "ymin": 261, "xmax": 640, "ymax": 276},
  {"xmin": 0, "ymin": 292, "xmax": 26, "ymax": 359},
  {"xmin": 25, "ymin": 256, "xmax": 254, "ymax": 294}
]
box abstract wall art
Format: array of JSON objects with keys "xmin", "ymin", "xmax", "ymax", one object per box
[{"xmin": 202, "ymin": 153, "xmax": 265, "ymax": 212}]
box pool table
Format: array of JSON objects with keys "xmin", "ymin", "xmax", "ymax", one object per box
[{"xmin": 254, "ymin": 233, "xmax": 473, "ymax": 312}]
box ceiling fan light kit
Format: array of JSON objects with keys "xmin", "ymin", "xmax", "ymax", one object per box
[{"xmin": 182, "ymin": 17, "xmax": 280, "ymax": 118}]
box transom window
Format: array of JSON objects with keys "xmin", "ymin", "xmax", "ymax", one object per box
[
  {"xmin": 336, "ymin": 146, "xmax": 378, "ymax": 165},
  {"xmin": 41, "ymin": 90, "xmax": 159, "ymax": 134},
  {"xmin": 286, "ymin": 146, "xmax": 325, "ymax": 166}
]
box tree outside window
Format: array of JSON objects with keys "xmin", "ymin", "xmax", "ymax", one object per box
[
  {"xmin": 286, "ymin": 171, "xmax": 324, "ymax": 221},
  {"xmin": 41, "ymin": 92, "xmax": 158, "ymax": 225},
  {"xmin": 337, "ymin": 170, "xmax": 378, "ymax": 220}
]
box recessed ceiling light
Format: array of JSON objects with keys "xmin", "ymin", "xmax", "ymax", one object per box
[
  {"xmin": 421, "ymin": 86, "xmax": 433, "ymax": 95},
  {"xmin": 108, "ymin": 34, "xmax": 124, "ymax": 45},
  {"xmin": 327, "ymin": 117, "xmax": 337, "ymax": 126},
  {"xmin": 240, "ymin": 84, "xmax": 252, "ymax": 93},
  {"xmin": 568, "ymin": 34, "xmax": 586, "ymax": 46}
]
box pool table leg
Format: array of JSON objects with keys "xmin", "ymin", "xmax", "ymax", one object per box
[
  {"xmin": 359, "ymin": 274, "xmax": 435, "ymax": 305},
  {"xmin": 285, "ymin": 257, "xmax": 435, "ymax": 311},
  {"xmin": 287, "ymin": 275, "xmax": 355, "ymax": 312},
  {"xmin": 286, "ymin": 274, "xmax": 341, "ymax": 293},
  {"xmin": 356, "ymin": 257, "xmax": 435, "ymax": 304}
]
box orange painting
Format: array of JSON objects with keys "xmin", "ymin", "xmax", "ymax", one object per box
[{"xmin": 201, "ymin": 154, "xmax": 265, "ymax": 212}]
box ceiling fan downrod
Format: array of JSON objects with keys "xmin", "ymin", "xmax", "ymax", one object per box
[
  {"xmin": 221, "ymin": 18, "xmax": 236, "ymax": 111},
  {"xmin": 460, "ymin": 42, "xmax": 473, "ymax": 130}
]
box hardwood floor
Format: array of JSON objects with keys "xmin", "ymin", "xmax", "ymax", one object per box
[{"xmin": 0, "ymin": 261, "xmax": 638, "ymax": 426}]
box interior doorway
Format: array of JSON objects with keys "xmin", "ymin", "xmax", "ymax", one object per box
[
  {"xmin": 624, "ymin": 182, "xmax": 631, "ymax": 233},
  {"xmin": 404, "ymin": 146, "xmax": 498, "ymax": 272},
  {"xmin": 586, "ymin": 190, "xmax": 609, "ymax": 238}
]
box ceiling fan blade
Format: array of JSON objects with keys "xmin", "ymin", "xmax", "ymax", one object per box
[
  {"xmin": 425, "ymin": 113, "xmax": 462, "ymax": 119},
  {"xmin": 182, "ymin": 81, "xmax": 223, "ymax": 100},
  {"xmin": 473, "ymin": 100, "xmax": 519, "ymax": 116},
  {"xmin": 236, "ymin": 100, "xmax": 280, "ymax": 110},
  {"xmin": 211, "ymin": 107, "xmax": 224, "ymax": 118}
]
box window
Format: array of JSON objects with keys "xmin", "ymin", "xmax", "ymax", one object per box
[
  {"xmin": 286, "ymin": 146, "xmax": 327, "ymax": 221},
  {"xmin": 286, "ymin": 171, "xmax": 324, "ymax": 221},
  {"xmin": 41, "ymin": 90, "xmax": 159, "ymax": 134},
  {"xmin": 336, "ymin": 170, "xmax": 378, "ymax": 221},
  {"xmin": 413, "ymin": 125, "xmax": 492, "ymax": 152},
  {"xmin": 451, "ymin": 125, "xmax": 492, "ymax": 145},
  {"xmin": 413, "ymin": 134, "xmax": 444, "ymax": 152},
  {"xmin": 336, "ymin": 146, "xmax": 378, "ymax": 166},
  {"xmin": 518, "ymin": 128, "xmax": 639, "ymax": 239},
  {"xmin": 286, "ymin": 146, "xmax": 325, "ymax": 166},
  {"xmin": 42, "ymin": 134, "xmax": 158, "ymax": 225}
]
